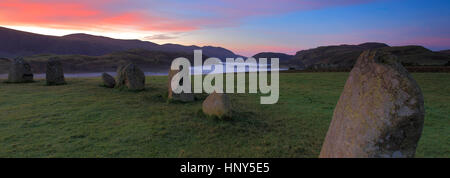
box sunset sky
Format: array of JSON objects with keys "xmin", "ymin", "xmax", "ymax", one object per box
[{"xmin": 1, "ymin": 0, "xmax": 449, "ymax": 56}]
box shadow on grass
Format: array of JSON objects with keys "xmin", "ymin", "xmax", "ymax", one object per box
[
  {"xmin": 45, "ymin": 82, "xmax": 68, "ymax": 86},
  {"xmin": 113, "ymin": 85, "xmax": 149, "ymax": 93},
  {"xmin": 3, "ymin": 80, "xmax": 38, "ymax": 84},
  {"xmin": 192, "ymin": 108, "xmax": 270, "ymax": 131},
  {"xmin": 142, "ymin": 92, "xmax": 167, "ymax": 103}
]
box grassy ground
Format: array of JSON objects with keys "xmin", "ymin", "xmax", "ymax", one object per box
[{"xmin": 0, "ymin": 73, "xmax": 448, "ymax": 158}]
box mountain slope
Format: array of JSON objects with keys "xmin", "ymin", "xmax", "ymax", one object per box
[
  {"xmin": 0, "ymin": 49, "xmax": 210, "ymax": 74},
  {"xmin": 290, "ymin": 43, "xmax": 450, "ymax": 69},
  {"xmin": 291, "ymin": 42, "xmax": 389, "ymax": 69},
  {"xmin": 439, "ymin": 49, "xmax": 450, "ymax": 55},
  {"xmin": 252, "ymin": 52, "xmax": 297, "ymax": 68},
  {"xmin": 381, "ymin": 46, "xmax": 450, "ymax": 66},
  {"xmin": 252, "ymin": 52, "xmax": 293, "ymax": 62},
  {"xmin": 0, "ymin": 26, "xmax": 241, "ymax": 59}
]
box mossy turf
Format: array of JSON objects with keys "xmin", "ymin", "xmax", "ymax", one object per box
[{"xmin": 0, "ymin": 73, "xmax": 448, "ymax": 157}]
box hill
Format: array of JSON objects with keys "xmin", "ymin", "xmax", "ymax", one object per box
[
  {"xmin": 290, "ymin": 42, "xmax": 389, "ymax": 69},
  {"xmin": 439, "ymin": 49, "xmax": 450, "ymax": 55},
  {"xmin": 252, "ymin": 52, "xmax": 295, "ymax": 68},
  {"xmin": 290, "ymin": 43, "xmax": 450, "ymax": 70},
  {"xmin": 0, "ymin": 26, "xmax": 241, "ymax": 59},
  {"xmin": 382, "ymin": 46, "xmax": 450, "ymax": 66},
  {"xmin": 252, "ymin": 52, "xmax": 293, "ymax": 61},
  {"xmin": 0, "ymin": 49, "xmax": 209, "ymax": 74}
]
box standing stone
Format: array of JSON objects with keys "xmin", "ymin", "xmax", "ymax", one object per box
[
  {"xmin": 116, "ymin": 65, "xmax": 126, "ymax": 87},
  {"xmin": 202, "ymin": 92, "xmax": 232, "ymax": 118},
  {"xmin": 46, "ymin": 58, "xmax": 66, "ymax": 85},
  {"xmin": 7, "ymin": 57, "xmax": 33, "ymax": 83},
  {"xmin": 168, "ymin": 68, "xmax": 194, "ymax": 102},
  {"xmin": 320, "ymin": 50, "xmax": 425, "ymax": 158},
  {"xmin": 116, "ymin": 63, "xmax": 145, "ymax": 91},
  {"xmin": 102, "ymin": 73, "xmax": 116, "ymax": 88}
]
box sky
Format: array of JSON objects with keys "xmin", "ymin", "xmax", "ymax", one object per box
[{"xmin": 1, "ymin": 0, "xmax": 449, "ymax": 56}]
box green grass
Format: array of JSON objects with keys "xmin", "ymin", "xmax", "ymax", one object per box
[{"xmin": 0, "ymin": 73, "xmax": 448, "ymax": 158}]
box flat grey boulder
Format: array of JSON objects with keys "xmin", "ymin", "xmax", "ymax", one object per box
[
  {"xmin": 167, "ymin": 68, "xmax": 194, "ymax": 102},
  {"xmin": 7, "ymin": 57, "xmax": 33, "ymax": 83},
  {"xmin": 46, "ymin": 58, "xmax": 66, "ymax": 85},
  {"xmin": 102, "ymin": 73, "xmax": 116, "ymax": 88},
  {"xmin": 320, "ymin": 50, "xmax": 425, "ymax": 158},
  {"xmin": 116, "ymin": 63, "xmax": 145, "ymax": 91},
  {"xmin": 202, "ymin": 92, "xmax": 232, "ymax": 118}
]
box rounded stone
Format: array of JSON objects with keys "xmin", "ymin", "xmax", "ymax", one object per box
[
  {"xmin": 102, "ymin": 73, "xmax": 116, "ymax": 88},
  {"xmin": 202, "ymin": 92, "xmax": 232, "ymax": 118}
]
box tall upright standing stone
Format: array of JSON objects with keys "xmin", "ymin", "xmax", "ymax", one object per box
[
  {"xmin": 320, "ymin": 50, "xmax": 425, "ymax": 158},
  {"xmin": 7, "ymin": 57, "xmax": 33, "ymax": 83},
  {"xmin": 168, "ymin": 67, "xmax": 194, "ymax": 102},
  {"xmin": 46, "ymin": 58, "xmax": 66, "ymax": 85},
  {"xmin": 116, "ymin": 63, "xmax": 145, "ymax": 91},
  {"xmin": 116, "ymin": 64, "xmax": 126, "ymax": 87}
]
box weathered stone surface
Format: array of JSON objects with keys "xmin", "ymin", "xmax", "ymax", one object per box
[
  {"xmin": 167, "ymin": 68, "xmax": 194, "ymax": 102},
  {"xmin": 116, "ymin": 65, "xmax": 126, "ymax": 87},
  {"xmin": 202, "ymin": 92, "xmax": 232, "ymax": 118},
  {"xmin": 7, "ymin": 57, "xmax": 33, "ymax": 83},
  {"xmin": 116, "ymin": 63, "xmax": 145, "ymax": 91},
  {"xmin": 320, "ymin": 50, "xmax": 425, "ymax": 158},
  {"xmin": 102, "ymin": 73, "xmax": 116, "ymax": 88},
  {"xmin": 46, "ymin": 58, "xmax": 66, "ymax": 85}
]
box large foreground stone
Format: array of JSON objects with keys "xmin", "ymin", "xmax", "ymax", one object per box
[
  {"xmin": 46, "ymin": 58, "xmax": 66, "ymax": 85},
  {"xmin": 202, "ymin": 92, "xmax": 232, "ymax": 118},
  {"xmin": 320, "ymin": 50, "xmax": 425, "ymax": 158},
  {"xmin": 116, "ymin": 63, "xmax": 145, "ymax": 91},
  {"xmin": 8, "ymin": 57, "xmax": 33, "ymax": 83},
  {"xmin": 102, "ymin": 73, "xmax": 116, "ymax": 88},
  {"xmin": 168, "ymin": 69, "xmax": 194, "ymax": 102}
]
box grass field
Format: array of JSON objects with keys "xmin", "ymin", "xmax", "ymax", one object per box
[{"xmin": 0, "ymin": 73, "xmax": 448, "ymax": 158}]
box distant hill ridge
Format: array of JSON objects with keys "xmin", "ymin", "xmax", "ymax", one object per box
[
  {"xmin": 439, "ymin": 49, "xmax": 450, "ymax": 54},
  {"xmin": 1, "ymin": 26, "xmax": 449, "ymax": 73},
  {"xmin": 0, "ymin": 26, "xmax": 242, "ymax": 59},
  {"xmin": 290, "ymin": 42, "xmax": 450, "ymax": 69},
  {"xmin": 252, "ymin": 52, "xmax": 293, "ymax": 62},
  {"xmin": 0, "ymin": 49, "xmax": 210, "ymax": 74},
  {"xmin": 252, "ymin": 52, "xmax": 295, "ymax": 69}
]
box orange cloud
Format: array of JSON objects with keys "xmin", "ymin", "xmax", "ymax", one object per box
[
  {"xmin": 0, "ymin": 0, "xmax": 198, "ymax": 32},
  {"xmin": 0, "ymin": 0, "xmax": 99, "ymax": 24},
  {"xmin": 0, "ymin": 0, "xmax": 381, "ymax": 33}
]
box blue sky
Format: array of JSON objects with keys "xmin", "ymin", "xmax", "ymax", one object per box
[{"xmin": 1, "ymin": 0, "xmax": 449, "ymax": 56}]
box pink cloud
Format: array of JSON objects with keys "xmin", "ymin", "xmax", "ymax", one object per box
[
  {"xmin": 0, "ymin": 0, "xmax": 381, "ymax": 32},
  {"xmin": 0, "ymin": 0, "xmax": 200, "ymax": 32}
]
